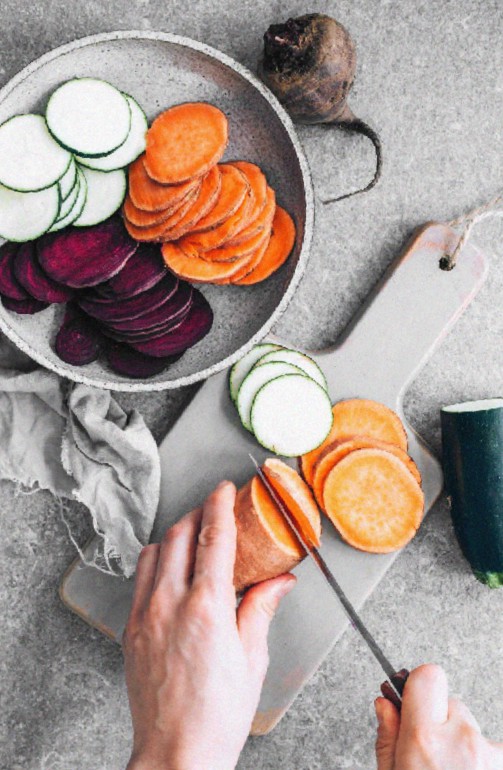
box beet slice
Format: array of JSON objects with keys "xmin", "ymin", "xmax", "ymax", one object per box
[
  {"xmin": 102, "ymin": 306, "xmax": 190, "ymax": 344},
  {"xmin": 14, "ymin": 242, "xmax": 75, "ymax": 303},
  {"xmin": 99, "ymin": 243, "xmax": 167, "ymax": 298},
  {"xmin": 1, "ymin": 294, "xmax": 49, "ymax": 314},
  {"xmin": 130, "ymin": 291, "xmax": 213, "ymax": 357},
  {"xmin": 79, "ymin": 272, "xmax": 179, "ymax": 323},
  {"xmin": 106, "ymin": 342, "xmax": 181, "ymax": 378},
  {"xmin": 106, "ymin": 282, "xmax": 193, "ymax": 332},
  {"xmin": 0, "ymin": 242, "xmax": 30, "ymax": 300},
  {"xmin": 38, "ymin": 217, "xmax": 138, "ymax": 288},
  {"xmin": 54, "ymin": 305, "xmax": 103, "ymax": 366}
]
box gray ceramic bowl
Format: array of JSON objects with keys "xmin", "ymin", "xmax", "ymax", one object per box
[{"xmin": 0, "ymin": 31, "xmax": 314, "ymax": 391}]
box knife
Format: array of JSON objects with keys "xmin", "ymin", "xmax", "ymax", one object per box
[{"xmin": 249, "ymin": 454, "xmax": 409, "ymax": 710}]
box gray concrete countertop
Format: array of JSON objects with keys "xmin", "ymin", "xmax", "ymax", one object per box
[{"xmin": 1, "ymin": 1, "xmax": 502, "ymax": 768}]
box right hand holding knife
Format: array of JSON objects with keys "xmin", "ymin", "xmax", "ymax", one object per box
[{"xmin": 375, "ymin": 664, "xmax": 503, "ymax": 770}]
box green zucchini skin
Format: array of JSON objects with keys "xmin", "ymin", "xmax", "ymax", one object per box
[{"xmin": 441, "ymin": 400, "xmax": 503, "ymax": 587}]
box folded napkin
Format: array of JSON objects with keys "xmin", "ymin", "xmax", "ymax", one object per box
[{"xmin": 0, "ymin": 335, "xmax": 160, "ymax": 577}]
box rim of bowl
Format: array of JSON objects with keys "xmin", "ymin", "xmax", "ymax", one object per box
[{"xmin": 0, "ymin": 30, "xmax": 315, "ymax": 392}]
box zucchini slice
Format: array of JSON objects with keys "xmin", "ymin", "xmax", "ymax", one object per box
[
  {"xmin": 73, "ymin": 167, "xmax": 126, "ymax": 227},
  {"xmin": 254, "ymin": 349, "xmax": 327, "ymax": 390},
  {"xmin": 46, "ymin": 78, "xmax": 131, "ymax": 157},
  {"xmin": 49, "ymin": 167, "xmax": 87, "ymax": 232},
  {"xmin": 251, "ymin": 373, "xmax": 333, "ymax": 457},
  {"xmin": 57, "ymin": 172, "xmax": 81, "ymax": 221},
  {"xmin": 58, "ymin": 157, "xmax": 78, "ymax": 199},
  {"xmin": 229, "ymin": 342, "xmax": 283, "ymax": 402},
  {"xmin": 0, "ymin": 183, "xmax": 59, "ymax": 241},
  {"xmin": 0, "ymin": 114, "xmax": 72, "ymax": 192},
  {"xmin": 237, "ymin": 361, "xmax": 305, "ymax": 431},
  {"xmin": 75, "ymin": 94, "xmax": 147, "ymax": 171},
  {"xmin": 441, "ymin": 398, "xmax": 503, "ymax": 587}
]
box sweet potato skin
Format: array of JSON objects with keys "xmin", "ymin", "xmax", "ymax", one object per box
[{"xmin": 233, "ymin": 478, "xmax": 302, "ymax": 593}]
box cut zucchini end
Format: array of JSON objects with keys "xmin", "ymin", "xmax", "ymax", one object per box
[
  {"xmin": 473, "ymin": 570, "xmax": 503, "ymax": 589},
  {"xmin": 442, "ymin": 398, "xmax": 503, "ymax": 413}
]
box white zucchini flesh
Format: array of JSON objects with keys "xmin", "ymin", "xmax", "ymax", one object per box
[
  {"xmin": 229, "ymin": 342, "xmax": 284, "ymax": 402},
  {"xmin": 254, "ymin": 349, "xmax": 327, "ymax": 390},
  {"xmin": 75, "ymin": 95, "xmax": 147, "ymax": 171},
  {"xmin": 250, "ymin": 374, "xmax": 333, "ymax": 457},
  {"xmin": 58, "ymin": 157, "xmax": 78, "ymax": 199},
  {"xmin": 0, "ymin": 183, "xmax": 59, "ymax": 241},
  {"xmin": 46, "ymin": 78, "xmax": 131, "ymax": 157},
  {"xmin": 57, "ymin": 173, "xmax": 80, "ymax": 220},
  {"xmin": 0, "ymin": 114, "xmax": 72, "ymax": 192},
  {"xmin": 73, "ymin": 167, "xmax": 126, "ymax": 227},
  {"xmin": 237, "ymin": 361, "xmax": 305, "ymax": 431},
  {"xmin": 49, "ymin": 168, "xmax": 87, "ymax": 232}
]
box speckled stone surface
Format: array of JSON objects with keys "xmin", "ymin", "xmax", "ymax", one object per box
[{"xmin": 1, "ymin": 1, "xmax": 503, "ymax": 769}]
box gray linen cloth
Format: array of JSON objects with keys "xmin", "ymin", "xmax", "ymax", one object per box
[{"xmin": 0, "ymin": 335, "xmax": 160, "ymax": 577}]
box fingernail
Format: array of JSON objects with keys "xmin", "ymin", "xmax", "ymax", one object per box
[
  {"xmin": 273, "ymin": 575, "xmax": 296, "ymax": 601},
  {"xmin": 375, "ymin": 698, "xmax": 384, "ymax": 724},
  {"xmin": 216, "ymin": 480, "xmax": 232, "ymax": 491}
]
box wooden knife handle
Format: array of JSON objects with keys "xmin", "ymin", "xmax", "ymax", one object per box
[{"xmin": 380, "ymin": 668, "xmax": 410, "ymax": 712}]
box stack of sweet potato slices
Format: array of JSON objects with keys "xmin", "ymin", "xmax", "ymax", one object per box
[
  {"xmin": 300, "ymin": 399, "xmax": 425, "ymax": 554},
  {"xmin": 122, "ymin": 102, "xmax": 296, "ymax": 286}
]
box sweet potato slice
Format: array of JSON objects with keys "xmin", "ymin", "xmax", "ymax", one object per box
[
  {"xmin": 227, "ymin": 161, "xmax": 268, "ymax": 243},
  {"xmin": 144, "ymin": 102, "xmax": 228, "ymax": 184},
  {"xmin": 162, "ymin": 241, "xmax": 255, "ymax": 283},
  {"xmin": 227, "ymin": 186, "xmax": 276, "ymax": 246},
  {"xmin": 234, "ymin": 459, "xmax": 321, "ymax": 592},
  {"xmin": 124, "ymin": 184, "xmax": 201, "ymax": 242},
  {"xmin": 182, "ymin": 189, "xmax": 254, "ymax": 253},
  {"xmin": 123, "ymin": 194, "xmax": 183, "ymax": 229},
  {"xmin": 184, "ymin": 164, "xmax": 249, "ymax": 235},
  {"xmin": 322, "ymin": 448, "xmax": 424, "ymax": 553},
  {"xmin": 201, "ymin": 223, "xmax": 270, "ymax": 263},
  {"xmin": 128, "ymin": 155, "xmax": 199, "ymax": 212},
  {"xmin": 235, "ymin": 206, "xmax": 295, "ymax": 285},
  {"xmin": 263, "ymin": 458, "xmax": 321, "ymax": 547},
  {"xmin": 211, "ymin": 233, "xmax": 271, "ymax": 285},
  {"xmin": 162, "ymin": 166, "xmax": 222, "ymax": 241},
  {"xmin": 300, "ymin": 399, "xmax": 408, "ymax": 486},
  {"xmin": 312, "ymin": 437, "xmax": 421, "ymax": 509}
]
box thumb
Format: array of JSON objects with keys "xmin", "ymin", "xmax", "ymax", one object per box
[
  {"xmin": 375, "ymin": 697, "xmax": 400, "ymax": 770},
  {"xmin": 237, "ymin": 574, "xmax": 296, "ymax": 673}
]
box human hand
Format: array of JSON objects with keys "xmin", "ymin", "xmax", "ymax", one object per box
[
  {"xmin": 123, "ymin": 480, "xmax": 296, "ymax": 770},
  {"xmin": 375, "ymin": 664, "xmax": 503, "ymax": 769}
]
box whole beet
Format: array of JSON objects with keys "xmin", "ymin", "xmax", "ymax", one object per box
[{"xmin": 258, "ymin": 13, "xmax": 381, "ymax": 203}]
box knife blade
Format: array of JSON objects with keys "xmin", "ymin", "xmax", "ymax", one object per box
[{"xmin": 249, "ymin": 454, "xmax": 408, "ymax": 706}]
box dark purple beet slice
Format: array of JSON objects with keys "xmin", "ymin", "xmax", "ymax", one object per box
[
  {"xmin": 106, "ymin": 342, "xmax": 181, "ymax": 379},
  {"xmin": 130, "ymin": 291, "xmax": 213, "ymax": 357},
  {"xmin": 107, "ymin": 282, "xmax": 193, "ymax": 332},
  {"xmin": 99, "ymin": 243, "xmax": 167, "ymax": 298},
  {"xmin": 1, "ymin": 294, "xmax": 49, "ymax": 314},
  {"xmin": 13, "ymin": 242, "xmax": 75, "ymax": 303},
  {"xmin": 0, "ymin": 242, "xmax": 30, "ymax": 300},
  {"xmin": 79, "ymin": 272, "xmax": 178, "ymax": 323},
  {"xmin": 102, "ymin": 305, "xmax": 190, "ymax": 344},
  {"xmin": 38, "ymin": 217, "xmax": 138, "ymax": 288},
  {"xmin": 54, "ymin": 305, "xmax": 103, "ymax": 366}
]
